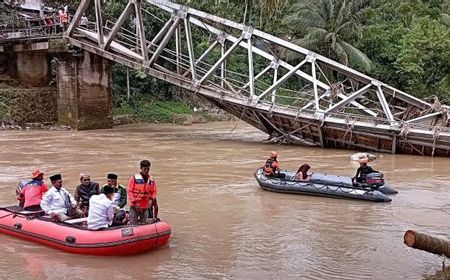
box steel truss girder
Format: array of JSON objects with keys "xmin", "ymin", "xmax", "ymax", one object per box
[
  {"xmin": 65, "ymin": 0, "xmax": 450, "ymax": 134},
  {"xmin": 148, "ymin": 0, "xmax": 433, "ymax": 112}
]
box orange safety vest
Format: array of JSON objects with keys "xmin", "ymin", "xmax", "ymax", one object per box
[
  {"xmin": 60, "ymin": 12, "xmax": 68, "ymax": 23},
  {"xmin": 128, "ymin": 174, "xmax": 156, "ymax": 208},
  {"xmin": 263, "ymin": 158, "xmax": 279, "ymax": 176}
]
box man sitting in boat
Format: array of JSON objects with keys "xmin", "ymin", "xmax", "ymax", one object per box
[
  {"xmin": 352, "ymin": 158, "xmax": 377, "ymax": 185},
  {"xmin": 101, "ymin": 173, "xmax": 128, "ymax": 225},
  {"xmin": 101, "ymin": 173, "xmax": 127, "ymax": 210},
  {"xmin": 87, "ymin": 185, "xmax": 115, "ymax": 230},
  {"xmin": 128, "ymin": 160, "xmax": 158, "ymax": 225},
  {"xmin": 263, "ymin": 151, "xmax": 285, "ymax": 178},
  {"xmin": 74, "ymin": 173, "xmax": 100, "ymax": 216},
  {"xmin": 293, "ymin": 164, "xmax": 311, "ymax": 181},
  {"xmin": 16, "ymin": 169, "xmax": 49, "ymax": 211},
  {"xmin": 40, "ymin": 174, "xmax": 84, "ymax": 221}
]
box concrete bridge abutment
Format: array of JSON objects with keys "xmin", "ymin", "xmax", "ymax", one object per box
[
  {"xmin": 0, "ymin": 40, "xmax": 113, "ymax": 130},
  {"xmin": 56, "ymin": 50, "xmax": 113, "ymax": 130}
]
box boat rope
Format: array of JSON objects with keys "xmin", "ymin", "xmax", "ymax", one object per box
[
  {"xmin": 0, "ymin": 212, "xmax": 14, "ymax": 219},
  {"xmin": 343, "ymin": 119, "xmax": 355, "ymax": 148},
  {"xmin": 399, "ymin": 122, "xmax": 410, "ymax": 139},
  {"xmin": 432, "ymin": 126, "xmax": 440, "ymax": 157}
]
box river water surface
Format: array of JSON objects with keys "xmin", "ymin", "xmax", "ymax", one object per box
[{"xmin": 0, "ymin": 121, "xmax": 449, "ymax": 280}]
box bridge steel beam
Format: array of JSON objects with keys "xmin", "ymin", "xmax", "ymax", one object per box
[
  {"xmin": 175, "ymin": 26, "xmax": 181, "ymax": 74},
  {"xmin": 134, "ymin": 0, "xmax": 148, "ymax": 61},
  {"xmin": 271, "ymin": 62, "xmax": 278, "ymax": 104},
  {"xmin": 325, "ymin": 83, "xmax": 372, "ymax": 114},
  {"xmin": 67, "ymin": 0, "xmax": 90, "ymax": 36},
  {"xmin": 148, "ymin": 16, "xmax": 174, "ymax": 50},
  {"xmin": 257, "ymin": 58, "xmax": 308, "ymax": 101},
  {"xmin": 182, "ymin": 40, "xmax": 219, "ymax": 77},
  {"xmin": 184, "ymin": 15, "xmax": 196, "ymax": 81},
  {"xmin": 148, "ymin": 16, "xmax": 181, "ymax": 66},
  {"xmin": 94, "ymin": 0, "xmax": 104, "ymax": 46},
  {"xmin": 104, "ymin": 1, "xmax": 134, "ymax": 50},
  {"xmin": 406, "ymin": 112, "xmax": 442, "ymax": 124},
  {"xmin": 198, "ymin": 35, "xmax": 244, "ymax": 86},
  {"xmin": 376, "ymin": 85, "xmax": 395, "ymax": 123}
]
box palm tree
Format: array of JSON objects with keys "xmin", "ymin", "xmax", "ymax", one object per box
[
  {"xmin": 281, "ymin": 0, "xmax": 371, "ymax": 72},
  {"xmin": 243, "ymin": 0, "xmax": 286, "ymax": 25}
]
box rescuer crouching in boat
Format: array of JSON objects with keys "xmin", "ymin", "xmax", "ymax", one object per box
[
  {"xmin": 263, "ymin": 151, "xmax": 286, "ymax": 179},
  {"xmin": 40, "ymin": 174, "xmax": 84, "ymax": 221},
  {"xmin": 352, "ymin": 158, "xmax": 378, "ymax": 185},
  {"xmin": 87, "ymin": 185, "xmax": 116, "ymax": 230}
]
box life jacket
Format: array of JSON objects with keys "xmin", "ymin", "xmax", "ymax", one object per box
[
  {"xmin": 60, "ymin": 12, "xmax": 68, "ymax": 23},
  {"xmin": 131, "ymin": 174, "xmax": 155, "ymax": 202},
  {"xmin": 17, "ymin": 179, "xmax": 48, "ymax": 208},
  {"xmin": 263, "ymin": 158, "xmax": 279, "ymax": 176}
]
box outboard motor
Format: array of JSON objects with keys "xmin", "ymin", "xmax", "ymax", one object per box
[
  {"xmin": 356, "ymin": 172, "xmax": 385, "ymax": 189},
  {"xmin": 365, "ymin": 172, "xmax": 385, "ymax": 187}
]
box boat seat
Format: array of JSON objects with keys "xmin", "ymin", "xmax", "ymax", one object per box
[{"xmin": 65, "ymin": 217, "xmax": 88, "ymax": 224}]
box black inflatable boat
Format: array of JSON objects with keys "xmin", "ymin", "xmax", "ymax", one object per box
[{"xmin": 254, "ymin": 168, "xmax": 397, "ymax": 202}]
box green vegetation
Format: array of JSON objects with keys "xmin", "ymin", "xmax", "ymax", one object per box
[
  {"xmin": 113, "ymin": 97, "xmax": 193, "ymax": 123},
  {"xmin": 0, "ymin": 2, "xmax": 26, "ymax": 28}
]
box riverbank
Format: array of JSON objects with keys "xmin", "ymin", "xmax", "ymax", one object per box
[{"xmin": 0, "ymin": 92, "xmax": 234, "ymax": 130}]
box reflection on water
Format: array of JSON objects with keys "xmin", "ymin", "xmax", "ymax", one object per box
[{"xmin": 0, "ymin": 121, "xmax": 449, "ymax": 280}]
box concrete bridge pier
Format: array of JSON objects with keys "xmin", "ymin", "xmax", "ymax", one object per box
[{"xmin": 56, "ymin": 50, "xmax": 113, "ymax": 130}]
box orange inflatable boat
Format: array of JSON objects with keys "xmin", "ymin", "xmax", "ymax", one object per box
[{"xmin": 0, "ymin": 206, "xmax": 171, "ymax": 256}]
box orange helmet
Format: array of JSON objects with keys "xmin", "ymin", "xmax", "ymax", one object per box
[
  {"xmin": 270, "ymin": 151, "xmax": 278, "ymax": 158},
  {"xmin": 358, "ymin": 158, "xmax": 369, "ymax": 164}
]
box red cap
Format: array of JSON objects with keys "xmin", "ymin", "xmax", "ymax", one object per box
[{"xmin": 31, "ymin": 169, "xmax": 44, "ymax": 178}]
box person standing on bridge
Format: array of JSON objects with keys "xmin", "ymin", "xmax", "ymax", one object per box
[
  {"xmin": 43, "ymin": 13, "xmax": 53, "ymax": 34},
  {"xmin": 128, "ymin": 160, "xmax": 158, "ymax": 224},
  {"xmin": 59, "ymin": 9, "xmax": 69, "ymax": 31}
]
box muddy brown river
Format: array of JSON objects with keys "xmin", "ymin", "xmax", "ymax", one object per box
[{"xmin": 0, "ymin": 121, "xmax": 449, "ymax": 280}]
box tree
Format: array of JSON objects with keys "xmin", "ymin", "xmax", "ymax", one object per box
[
  {"xmin": 281, "ymin": 0, "xmax": 372, "ymax": 72},
  {"xmin": 394, "ymin": 17, "xmax": 450, "ymax": 101},
  {"xmin": 358, "ymin": 0, "xmax": 450, "ymax": 101}
]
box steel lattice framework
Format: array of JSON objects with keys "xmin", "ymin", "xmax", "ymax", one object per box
[{"xmin": 62, "ymin": 0, "xmax": 450, "ymax": 155}]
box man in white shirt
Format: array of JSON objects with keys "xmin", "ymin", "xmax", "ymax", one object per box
[
  {"xmin": 40, "ymin": 174, "xmax": 83, "ymax": 221},
  {"xmin": 87, "ymin": 185, "xmax": 115, "ymax": 230}
]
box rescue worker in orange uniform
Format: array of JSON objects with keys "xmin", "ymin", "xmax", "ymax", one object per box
[
  {"xmin": 128, "ymin": 160, "xmax": 158, "ymax": 224},
  {"xmin": 263, "ymin": 151, "xmax": 285, "ymax": 178},
  {"xmin": 17, "ymin": 169, "xmax": 49, "ymax": 211},
  {"xmin": 59, "ymin": 9, "xmax": 69, "ymax": 31}
]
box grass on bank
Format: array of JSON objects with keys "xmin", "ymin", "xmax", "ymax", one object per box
[
  {"xmin": 112, "ymin": 95, "xmax": 230, "ymax": 125},
  {"xmin": 114, "ymin": 99, "xmax": 193, "ymax": 123}
]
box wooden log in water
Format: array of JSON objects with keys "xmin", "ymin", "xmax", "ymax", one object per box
[{"xmin": 404, "ymin": 230, "xmax": 450, "ymax": 258}]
